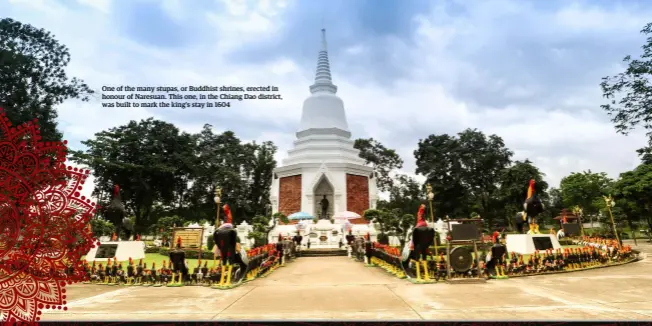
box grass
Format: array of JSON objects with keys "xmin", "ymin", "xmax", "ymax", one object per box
[{"xmin": 82, "ymin": 253, "xmax": 216, "ymax": 270}]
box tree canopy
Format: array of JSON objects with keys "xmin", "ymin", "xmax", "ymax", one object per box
[
  {"xmin": 612, "ymin": 163, "xmax": 652, "ymax": 231},
  {"xmin": 354, "ymin": 138, "xmax": 404, "ymax": 192},
  {"xmin": 0, "ymin": 18, "xmax": 93, "ymax": 142},
  {"xmin": 414, "ymin": 129, "xmax": 514, "ymax": 226},
  {"xmin": 70, "ymin": 120, "xmax": 277, "ymax": 232},
  {"xmin": 601, "ymin": 22, "xmax": 652, "ymax": 157},
  {"xmin": 496, "ymin": 160, "xmax": 549, "ymax": 223},
  {"xmin": 559, "ymin": 171, "xmax": 613, "ymax": 217}
]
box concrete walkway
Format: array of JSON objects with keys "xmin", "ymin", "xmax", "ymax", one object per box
[{"xmin": 43, "ymin": 241, "xmax": 652, "ymax": 321}]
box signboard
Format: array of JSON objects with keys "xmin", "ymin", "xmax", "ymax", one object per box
[
  {"xmin": 532, "ymin": 236, "xmax": 554, "ymax": 251},
  {"xmin": 171, "ymin": 227, "xmax": 204, "ymax": 250},
  {"xmin": 95, "ymin": 244, "xmax": 118, "ymax": 258}
]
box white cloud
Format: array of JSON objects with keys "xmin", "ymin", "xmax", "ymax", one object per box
[{"xmin": 3, "ymin": 0, "xmax": 650, "ymax": 204}]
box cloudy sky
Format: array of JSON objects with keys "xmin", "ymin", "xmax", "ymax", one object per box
[{"xmin": 3, "ymin": 0, "xmax": 651, "ymax": 199}]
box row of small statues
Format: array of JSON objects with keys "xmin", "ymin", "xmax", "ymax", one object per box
[
  {"xmin": 358, "ymin": 237, "xmax": 634, "ymax": 282},
  {"xmin": 484, "ymin": 244, "xmax": 633, "ymax": 278},
  {"xmin": 75, "ymin": 244, "xmax": 293, "ymax": 287}
]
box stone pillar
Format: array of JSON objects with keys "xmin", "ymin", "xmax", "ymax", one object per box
[
  {"xmin": 306, "ymin": 194, "xmax": 314, "ymax": 217},
  {"xmin": 334, "ymin": 192, "xmax": 343, "ymax": 215}
]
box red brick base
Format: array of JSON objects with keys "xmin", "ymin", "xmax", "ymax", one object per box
[
  {"xmin": 346, "ymin": 174, "xmax": 369, "ymax": 217},
  {"xmin": 278, "ymin": 175, "xmax": 302, "ymax": 216}
]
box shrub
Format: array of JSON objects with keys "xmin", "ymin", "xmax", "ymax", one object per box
[
  {"xmin": 158, "ymin": 247, "xmax": 214, "ymax": 260},
  {"xmin": 90, "ymin": 218, "xmax": 114, "ymax": 237},
  {"xmin": 185, "ymin": 251, "xmax": 214, "ymax": 260},
  {"xmin": 558, "ymin": 239, "xmax": 574, "ymax": 246},
  {"xmin": 377, "ymin": 233, "xmax": 390, "ymax": 245},
  {"xmin": 145, "ymin": 247, "xmax": 159, "ymax": 253},
  {"xmin": 207, "ymin": 236, "xmax": 214, "ymax": 251}
]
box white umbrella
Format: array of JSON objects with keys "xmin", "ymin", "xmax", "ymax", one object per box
[{"xmin": 332, "ymin": 211, "xmax": 361, "ymax": 220}]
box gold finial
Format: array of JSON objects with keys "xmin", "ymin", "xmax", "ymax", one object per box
[{"xmin": 603, "ymin": 194, "xmax": 620, "ymax": 248}]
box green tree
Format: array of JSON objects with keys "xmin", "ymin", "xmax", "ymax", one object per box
[
  {"xmin": 246, "ymin": 141, "xmax": 277, "ymax": 217},
  {"xmin": 390, "ymin": 213, "xmax": 416, "ymax": 248},
  {"xmin": 363, "ymin": 208, "xmax": 414, "ymax": 247},
  {"xmin": 248, "ymin": 212, "xmax": 288, "ymax": 246},
  {"xmin": 414, "ymin": 129, "xmax": 513, "ymax": 224},
  {"xmin": 559, "ymin": 171, "xmax": 613, "ymax": 226},
  {"xmin": 0, "ymin": 18, "xmax": 93, "ymax": 142},
  {"xmin": 600, "ymin": 22, "xmax": 652, "ymax": 157},
  {"xmin": 186, "ymin": 125, "xmax": 276, "ymax": 224},
  {"xmin": 496, "ymin": 160, "xmax": 549, "ymax": 226},
  {"xmin": 70, "ymin": 118, "xmax": 197, "ymax": 233},
  {"xmin": 155, "ymin": 215, "xmax": 185, "ymax": 241},
  {"xmin": 354, "ymin": 138, "xmax": 403, "ymax": 191},
  {"xmin": 90, "ymin": 218, "xmax": 114, "ymax": 237},
  {"xmin": 378, "ymin": 174, "xmax": 424, "ymax": 217},
  {"xmin": 612, "ymin": 163, "xmax": 652, "ymax": 233},
  {"xmin": 544, "ymin": 187, "xmax": 565, "ymax": 226}
]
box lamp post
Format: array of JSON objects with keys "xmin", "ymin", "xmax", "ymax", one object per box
[
  {"xmin": 603, "ymin": 195, "xmax": 621, "ymax": 248},
  {"xmin": 213, "ymin": 187, "xmax": 222, "ymax": 267},
  {"xmin": 214, "ymin": 187, "xmax": 222, "ymax": 227},
  {"xmin": 572, "ymin": 206, "xmax": 585, "ymax": 237},
  {"xmin": 426, "ymin": 183, "xmax": 435, "ymax": 223}
]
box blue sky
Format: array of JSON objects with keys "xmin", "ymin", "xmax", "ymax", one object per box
[{"xmin": 2, "ymin": 0, "xmax": 652, "ymax": 199}]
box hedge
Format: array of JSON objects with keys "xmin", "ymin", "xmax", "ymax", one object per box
[
  {"xmin": 158, "ymin": 247, "xmax": 214, "ymax": 260},
  {"xmin": 145, "ymin": 246, "xmax": 160, "ymax": 253}
]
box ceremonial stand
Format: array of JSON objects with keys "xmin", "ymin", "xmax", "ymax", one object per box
[
  {"xmin": 445, "ymin": 218, "xmax": 486, "ymax": 284},
  {"xmin": 170, "ymin": 227, "xmax": 205, "ymax": 286}
]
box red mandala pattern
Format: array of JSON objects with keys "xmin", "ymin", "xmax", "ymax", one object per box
[{"xmin": 0, "ymin": 109, "xmax": 99, "ymax": 323}]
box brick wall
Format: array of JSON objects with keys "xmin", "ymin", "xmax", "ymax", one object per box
[
  {"xmin": 346, "ymin": 174, "xmax": 369, "ymax": 217},
  {"xmin": 279, "ymin": 175, "xmax": 302, "ymax": 216}
]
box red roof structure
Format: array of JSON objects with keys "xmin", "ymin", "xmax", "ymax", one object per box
[{"xmin": 553, "ymin": 208, "xmax": 579, "ymax": 221}]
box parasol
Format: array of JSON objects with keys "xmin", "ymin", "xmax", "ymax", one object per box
[
  {"xmin": 332, "ymin": 211, "xmax": 361, "ymax": 221},
  {"xmin": 288, "ymin": 212, "xmax": 314, "ymax": 220}
]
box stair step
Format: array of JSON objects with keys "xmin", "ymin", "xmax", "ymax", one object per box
[{"xmin": 301, "ymin": 249, "xmax": 347, "ymax": 257}]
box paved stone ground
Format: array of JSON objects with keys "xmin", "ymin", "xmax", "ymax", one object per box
[{"xmin": 43, "ymin": 240, "xmax": 652, "ymax": 321}]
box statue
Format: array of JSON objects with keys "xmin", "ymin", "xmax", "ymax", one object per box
[
  {"xmin": 523, "ymin": 179, "xmax": 545, "ymax": 234},
  {"xmin": 513, "ymin": 211, "xmax": 527, "ymax": 234},
  {"xmin": 168, "ymin": 236, "xmax": 187, "ymax": 286},
  {"xmin": 487, "ymin": 231, "xmax": 507, "ymax": 279},
  {"xmin": 104, "ymin": 185, "xmax": 127, "ymax": 240},
  {"xmin": 319, "ymin": 195, "xmax": 329, "ymax": 218},
  {"xmin": 409, "ymin": 204, "xmax": 435, "ymax": 281},
  {"xmin": 213, "ymin": 204, "xmax": 243, "ymax": 287},
  {"xmin": 126, "ymin": 257, "xmax": 135, "ymax": 285}
]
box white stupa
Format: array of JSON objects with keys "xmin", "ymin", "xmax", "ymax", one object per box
[{"xmin": 269, "ymin": 29, "xmax": 379, "ymax": 247}]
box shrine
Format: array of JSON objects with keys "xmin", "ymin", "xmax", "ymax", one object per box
[{"xmin": 269, "ymin": 29, "xmax": 379, "ymax": 241}]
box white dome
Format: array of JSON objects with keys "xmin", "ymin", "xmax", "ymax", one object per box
[{"xmin": 297, "ymin": 93, "xmax": 350, "ymax": 139}]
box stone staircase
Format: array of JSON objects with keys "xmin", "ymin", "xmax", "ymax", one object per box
[{"xmin": 301, "ymin": 248, "xmax": 347, "ymax": 257}]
